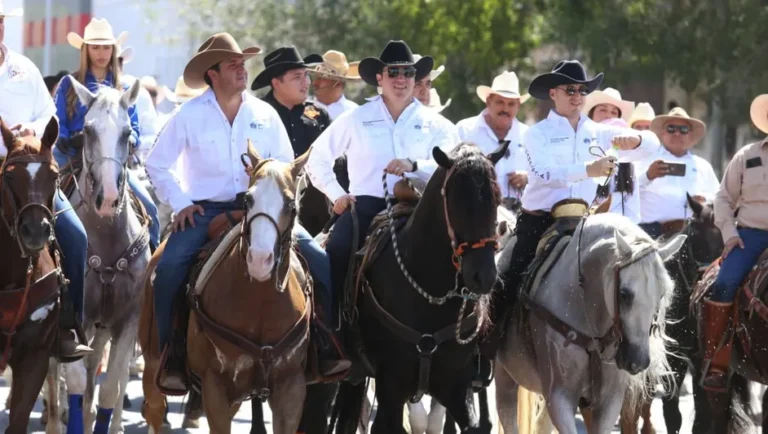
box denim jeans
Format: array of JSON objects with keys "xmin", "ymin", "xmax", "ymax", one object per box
[
  {"xmin": 710, "ymin": 227, "xmax": 768, "ymax": 302},
  {"xmin": 294, "ymin": 224, "xmax": 332, "ymax": 322},
  {"xmin": 53, "ymin": 189, "xmax": 87, "ymax": 320}
]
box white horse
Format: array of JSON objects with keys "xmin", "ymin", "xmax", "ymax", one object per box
[{"xmin": 495, "ymin": 213, "xmax": 684, "ymax": 433}]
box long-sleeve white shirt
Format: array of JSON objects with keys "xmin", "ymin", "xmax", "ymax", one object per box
[
  {"xmin": 522, "ymin": 110, "xmax": 660, "ymax": 212},
  {"xmin": 456, "ymin": 111, "xmax": 529, "ymax": 198},
  {"xmin": 146, "ymin": 88, "xmax": 294, "ymax": 213},
  {"xmin": 637, "ymin": 147, "xmax": 720, "ymax": 223},
  {"xmin": 312, "ymin": 94, "xmax": 359, "ymax": 121},
  {"xmin": 0, "ymin": 44, "xmax": 56, "ymax": 156},
  {"xmin": 306, "ymin": 96, "xmax": 459, "ymax": 203}
]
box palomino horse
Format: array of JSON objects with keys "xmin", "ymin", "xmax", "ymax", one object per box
[
  {"xmin": 0, "ymin": 116, "xmax": 67, "ymax": 434},
  {"xmin": 330, "ymin": 142, "xmax": 507, "ymax": 434},
  {"xmin": 495, "ymin": 213, "xmax": 685, "ymax": 433},
  {"xmin": 54, "ymin": 78, "xmax": 150, "ymax": 434},
  {"xmin": 140, "ymin": 149, "xmax": 313, "ymax": 434}
]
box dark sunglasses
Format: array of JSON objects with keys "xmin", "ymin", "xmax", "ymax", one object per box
[
  {"xmin": 665, "ymin": 124, "xmax": 690, "ymax": 135},
  {"xmin": 386, "ymin": 66, "xmax": 417, "ymax": 79},
  {"xmin": 557, "ymin": 85, "xmax": 589, "ymax": 96}
]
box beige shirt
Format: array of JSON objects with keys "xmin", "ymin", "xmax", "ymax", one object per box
[{"xmin": 714, "ymin": 139, "xmax": 768, "ymax": 241}]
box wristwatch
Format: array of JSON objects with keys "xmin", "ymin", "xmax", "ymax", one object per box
[{"xmin": 408, "ymin": 158, "xmax": 418, "ymax": 172}]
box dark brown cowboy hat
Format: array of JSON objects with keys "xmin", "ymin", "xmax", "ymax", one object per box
[
  {"xmin": 183, "ymin": 33, "xmax": 261, "ymax": 89},
  {"xmin": 528, "ymin": 60, "xmax": 604, "ymax": 100},
  {"xmin": 358, "ymin": 40, "xmax": 433, "ymax": 87},
  {"xmin": 251, "ymin": 46, "xmax": 323, "ymax": 91}
]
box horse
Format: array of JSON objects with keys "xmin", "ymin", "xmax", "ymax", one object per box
[
  {"xmin": 328, "ymin": 141, "xmax": 507, "ymax": 434},
  {"xmin": 51, "ymin": 78, "xmax": 151, "ymax": 434},
  {"xmin": 296, "ymin": 156, "xmax": 349, "ymax": 236},
  {"xmin": 495, "ymin": 212, "xmax": 685, "ymax": 434},
  {"xmin": 0, "ymin": 116, "xmax": 68, "ymax": 434},
  {"xmin": 139, "ymin": 148, "xmax": 313, "ymax": 434}
]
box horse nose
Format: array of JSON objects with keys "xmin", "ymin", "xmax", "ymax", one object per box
[{"xmin": 247, "ymin": 249, "xmax": 274, "ymax": 274}]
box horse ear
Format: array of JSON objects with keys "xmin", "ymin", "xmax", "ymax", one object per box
[
  {"xmin": 658, "ymin": 234, "xmax": 687, "ymax": 263},
  {"xmin": 291, "ymin": 148, "xmax": 310, "ymax": 180},
  {"xmin": 687, "ymin": 193, "xmax": 704, "ymax": 217},
  {"xmin": 247, "ymin": 139, "xmax": 262, "ymax": 167},
  {"xmin": 41, "ymin": 116, "xmax": 60, "ymax": 150},
  {"xmin": 69, "ymin": 76, "xmax": 96, "ymax": 108},
  {"xmin": 433, "ymin": 146, "xmax": 454, "ymax": 169},
  {"xmin": 487, "ymin": 140, "xmax": 510, "ymax": 165},
  {"xmin": 120, "ymin": 79, "xmax": 141, "ymax": 110},
  {"xmin": 615, "ymin": 229, "xmax": 633, "ymax": 258},
  {"xmin": 0, "ymin": 118, "xmax": 15, "ymax": 150}
]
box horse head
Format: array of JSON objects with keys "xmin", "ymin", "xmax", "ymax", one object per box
[
  {"xmin": 685, "ymin": 193, "xmax": 723, "ymax": 269},
  {"xmin": 243, "ymin": 140, "xmax": 308, "ymax": 282},
  {"xmin": 0, "ymin": 116, "xmax": 60, "ymax": 255},
  {"xmin": 432, "ymin": 141, "xmax": 507, "ymax": 295},
  {"xmin": 69, "ymin": 76, "xmax": 140, "ymax": 217}
]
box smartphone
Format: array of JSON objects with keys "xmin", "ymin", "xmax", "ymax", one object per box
[{"xmin": 666, "ymin": 162, "xmax": 686, "ymax": 177}]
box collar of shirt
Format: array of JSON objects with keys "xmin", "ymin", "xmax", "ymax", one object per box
[
  {"xmin": 545, "ymin": 109, "xmax": 590, "ymax": 131},
  {"xmin": 475, "ymin": 109, "xmax": 526, "ymax": 145},
  {"xmin": 373, "ymin": 95, "xmax": 421, "ymax": 128}
]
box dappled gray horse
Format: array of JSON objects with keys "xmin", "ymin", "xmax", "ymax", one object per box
[
  {"xmin": 495, "ymin": 213, "xmax": 684, "ymax": 434},
  {"xmin": 54, "ymin": 79, "xmax": 151, "ymax": 434}
]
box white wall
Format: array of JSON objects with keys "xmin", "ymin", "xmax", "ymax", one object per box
[{"xmin": 3, "ymin": 0, "xmax": 24, "ymax": 53}]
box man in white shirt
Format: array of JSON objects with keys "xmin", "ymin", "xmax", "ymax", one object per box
[
  {"xmin": 306, "ymin": 40, "xmax": 459, "ymax": 327},
  {"xmin": 637, "ymin": 107, "xmax": 719, "ymax": 238},
  {"xmin": 457, "ymin": 71, "xmax": 530, "ymax": 207},
  {"xmin": 145, "ymin": 33, "xmax": 296, "ymax": 391},
  {"xmin": 309, "ymin": 50, "xmax": 361, "ymax": 121}
]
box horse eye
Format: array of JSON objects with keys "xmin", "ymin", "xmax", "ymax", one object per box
[{"xmin": 619, "ymin": 287, "xmax": 634, "ymax": 304}]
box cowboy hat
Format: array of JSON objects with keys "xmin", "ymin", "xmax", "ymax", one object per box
[
  {"xmin": 164, "ymin": 76, "xmax": 207, "ymax": 104},
  {"xmin": 528, "ymin": 60, "xmax": 604, "ymax": 100},
  {"xmin": 183, "ymin": 33, "xmax": 261, "ymax": 89},
  {"xmin": 251, "ymin": 46, "xmax": 323, "ymax": 91},
  {"xmin": 428, "ymin": 88, "xmax": 451, "ymax": 113},
  {"xmin": 308, "ymin": 50, "xmax": 361, "ymax": 81},
  {"xmin": 67, "ymin": 18, "xmax": 128, "ymax": 50},
  {"xmin": 477, "ymin": 71, "xmax": 531, "ymax": 104},
  {"xmin": 413, "ymin": 54, "xmax": 444, "ymax": 81},
  {"xmin": 629, "ymin": 102, "xmax": 656, "ymax": 127},
  {"xmin": 118, "ymin": 46, "xmax": 134, "ymax": 64},
  {"xmin": 582, "ymin": 87, "xmax": 635, "ymax": 122},
  {"xmin": 358, "ymin": 40, "xmax": 433, "ymax": 87},
  {"xmin": 650, "ymin": 107, "xmax": 707, "ymax": 145},
  {"xmin": 750, "ymin": 94, "xmax": 768, "ymax": 135},
  {"xmin": 0, "ymin": 1, "xmax": 22, "ymax": 17}
]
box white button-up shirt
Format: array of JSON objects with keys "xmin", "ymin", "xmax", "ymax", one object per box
[
  {"xmin": 312, "ymin": 94, "xmax": 359, "ymax": 121},
  {"xmin": 146, "ymin": 88, "xmax": 294, "ymax": 213},
  {"xmin": 307, "ymin": 96, "xmax": 459, "ymax": 203},
  {"xmin": 522, "ymin": 110, "xmax": 660, "ymax": 212},
  {"xmin": 0, "ymin": 44, "xmax": 56, "ymax": 156},
  {"xmin": 637, "ymin": 147, "xmax": 720, "ymax": 223},
  {"xmin": 456, "ymin": 110, "xmax": 529, "ymax": 198}
]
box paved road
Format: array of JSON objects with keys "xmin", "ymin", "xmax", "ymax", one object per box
[{"xmin": 0, "ymin": 369, "xmax": 717, "ymax": 433}]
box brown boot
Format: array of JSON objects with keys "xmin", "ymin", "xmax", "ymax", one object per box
[
  {"xmin": 60, "ymin": 330, "xmax": 93, "ymax": 359},
  {"xmin": 701, "ymin": 300, "xmax": 733, "ymax": 392}
]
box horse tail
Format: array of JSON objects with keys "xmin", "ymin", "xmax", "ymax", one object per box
[
  {"xmin": 729, "ymin": 373, "xmax": 756, "ymax": 434},
  {"xmin": 329, "ymin": 381, "xmax": 367, "ymax": 434}
]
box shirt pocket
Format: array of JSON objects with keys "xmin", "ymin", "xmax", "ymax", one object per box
[
  {"xmin": 188, "ymin": 132, "xmax": 225, "ymax": 175},
  {"xmin": 741, "ymin": 164, "xmax": 766, "ymax": 202}
]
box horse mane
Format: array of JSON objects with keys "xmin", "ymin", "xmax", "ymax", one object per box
[{"xmin": 445, "ymin": 142, "xmax": 501, "ymax": 211}]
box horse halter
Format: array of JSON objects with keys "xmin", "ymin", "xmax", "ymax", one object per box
[
  {"xmin": 81, "ymin": 153, "xmax": 129, "ymax": 210},
  {"xmin": 0, "ymin": 154, "xmax": 59, "ymax": 258},
  {"xmin": 440, "ymin": 163, "xmax": 500, "ymax": 270}
]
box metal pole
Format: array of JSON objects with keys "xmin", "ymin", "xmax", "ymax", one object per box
[{"xmin": 43, "ymin": 0, "xmax": 52, "ymax": 74}]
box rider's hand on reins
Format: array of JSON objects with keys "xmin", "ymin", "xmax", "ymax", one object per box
[
  {"xmin": 587, "ymin": 156, "xmax": 616, "ymax": 178},
  {"xmin": 333, "ymin": 194, "xmax": 355, "ymax": 215},
  {"xmin": 173, "ymin": 204, "xmax": 205, "ymax": 233},
  {"xmin": 722, "ymin": 236, "xmax": 745, "ymax": 259},
  {"xmin": 385, "ymin": 158, "xmax": 415, "ymax": 176}
]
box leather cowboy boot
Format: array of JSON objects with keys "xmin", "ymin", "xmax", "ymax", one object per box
[
  {"xmin": 701, "ymin": 299, "xmax": 733, "ymax": 392},
  {"xmin": 58, "ymin": 287, "xmax": 92, "ymax": 361}
]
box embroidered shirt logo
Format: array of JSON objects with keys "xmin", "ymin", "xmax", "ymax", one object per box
[
  {"xmin": 8, "ymin": 65, "xmax": 23, "ymax": 80},
  {"xmin": 304, "ymin": 105, "xmax": 319, "ymax": 120},
  {"xmin": 414, "ymin": 124, "xmax": 422, "ymax": 130},
  {"xmin": 250, "ymin": 121, "xmax": 264, "ymax": 130}
]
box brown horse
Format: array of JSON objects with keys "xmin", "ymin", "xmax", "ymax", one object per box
[
  {"xmin": 0, "ymin": 116, "xmax": 66, "ymax": 434},
  {"xmin": 139, "ymin": 149, "xmax": 313, "ymax": 434}
]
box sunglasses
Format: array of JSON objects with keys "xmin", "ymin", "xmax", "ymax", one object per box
[
  {"xmin": 557, "ymin": 85, "xmax": 589, "ymax": 96},
  {"xmin": 665, "ymin": 124, "xmax": 690, "ymax": 135},
  {"xmin": 386, "ymin": 66, "xmax": 417, "ymax": 79}
]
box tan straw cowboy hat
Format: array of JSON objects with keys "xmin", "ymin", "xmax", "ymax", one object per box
[
  {"xmin": 309, "ymin": 50, "xmax": 361, "ymax": 81},
  {"xmin": 750, "ymin": 94, "xmax": 768, "ymax": 134},
  {"xmin": 477, "ymin": 71, "xmax": 531, "ymax": 104},
  {"xmin": 629, "ymin": 102, "xmax": 656, "ymax": 127},
  {"xmin": 164, "ymin": 76, "xmax": 207, "ymax": 104},
  {"xmin": 582, "ymin": 87, "xmax": 635, "ymax": 122},
  {"xmin": 0, "ymin": 0, "xmax": 23, "ymax": 17},
  {"xmin": 67, "ymin": 18, "xmax": 128, "ymax": 50},
  {"xmin": 183, "ymin": 33, "xmax": 261, "ymax": 89},
  {"xmin": 650, "ymin": 107, "xmax": 707, "ymax": 145}
]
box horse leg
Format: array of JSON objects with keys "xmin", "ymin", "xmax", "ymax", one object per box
[
  {"xmin": 3, "ymin": 367, "xmax": 11, "ymax": 409},
  {"xmin": 7, "ymin": 350, "xmax": 50, "ymax": 434},
  {"xmin": 45, "ymin": 359, "xmax": 63, "ymax": 434},
  {"xmin": 428, "ymin": 399, "xmax": 447, "ymax": 434},
  {"xmin": 139, "ymin": 354, "xmax": 167, "ymax": 434},
  {"xmin": 587, "ymin": 398, "xmax": 626, "ymax": 434},
  {"xmin": 96, "ymin": 328, "xmax": 135, "ymax": 434},
  {"xmin": 268, "ymin": 374, "xmax": 306, "ymax": 434},
  {"xmin": 202, "ymin": 371, "xmax": 239, "ymax": 434},
  {"xmin": 690, "ymin": 369, "xmax": 712, "ymax": 433},
  {"xmin": 640, "ymin": 398, "xmax": 655, "ymax": 434},
  {"xmin": 406, "ymin": 400, "xmax": 428, "ymax": 434},
  {"xmin": 248, "ymin": 398, "xmax": 265, "ymax": 434},
  {"xmin": 544, "ymin": 390, "xmax": 578, "ymax": 434},
  {"xmin": 436, "ymin": 383, "xmax": 483, "ymax": 433},
  {"xmin": 660, "ymin": 355, "xmax": 687, "ymax": 434},
  {"xmin": 83, "ymin": 329, "xmax": 111, "ymax": 434},
  {"xmin": 494, "ymin": 363, "xmax": 519, "ymax": 434},
  {"xmin": 371, "ymin": 374, "xmax": 408, "ymax": 434},
  {"xmin": 618, "ymin": 394, "xmax": 640, "ymax": 434},
  {"xmin": 183, "ymin": 388, "xmax": 205, "ymax": 429}
]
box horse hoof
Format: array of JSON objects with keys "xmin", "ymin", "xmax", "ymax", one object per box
[
  {"xmin": 182, "ymin": 416, "xmax": 200, "ymax": 429},
  {"xmin": 108, "ymin": 425, "xmax": 125, "ymax": 434}
]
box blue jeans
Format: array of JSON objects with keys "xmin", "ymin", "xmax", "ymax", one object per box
[
  {"xmin": 294, "ymin": 224, "xmax": 332, "ymax": 322},
  {"xmin": 53, "ymin": 146, "xmax": 160, "ymax": 250},
  {"xmin": 53, "ymin": 190, "xmax": 87, "ymax": 320},
  {"xmin": 711, "ymin": 227, "xmax": 768, "ymax": 302}
]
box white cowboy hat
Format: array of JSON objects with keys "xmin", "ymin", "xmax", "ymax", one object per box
[
  {"xmin": 140, "ymin": 75, "xmax": 166, "ymax": 104},
  {"xmin": 0, "ymin": 1, "xmax": 23, "ymax": 17},
  {"xmin": 67, "ymin": 18, "xmax": 128, "ymax": 50},
  {"xmin": 477, "ymin": 71, "xmax": 531, "ymax": 104},
  {"xmin": 582, "ymin": 87, "xmax": 635, "ymax": 122},
  {"xmin": 750, "ymin": 94, "xmax": 768, "ymax": 135},
  {"xmin": 428, "ymin": 88, "xmax": 451, "ymax": 113},
  {"xmin": 309, "ymin": 50, "xmax": 361, "ymax": 81},
  {"xmin": 650, "ymin": 107, "xmax": 707, "ymax": 145},
  {"xmin": 629, "ymin": 102, "xmax": 655, "ymax": 127},
  {"xmin": 413, "ymin": 54, "xmax": 445, "ymax": 81},
  {"xmin": 118, "ymin": 46, "xmax": 134, "ymax": 64},
  {"xmin": 163, "ymin": 76, "xmax": 207, "ymax": 104}
]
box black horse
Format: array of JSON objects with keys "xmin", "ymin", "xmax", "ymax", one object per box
[
  {"xmin": 326, "ymin": 142, "xmax": 506, "ymax": 434},
  {"xmin": 298, "ymin": 157, "xmax": 350, "ymax": 236}
]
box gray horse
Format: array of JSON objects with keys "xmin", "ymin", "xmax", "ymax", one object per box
[
  {"xmin": 495, "ymin": 213, "xmax": 684, "ymax": 433},
  {"xmin": 51, "ymin": 79, "xmax": 151, "ymax": 434}
]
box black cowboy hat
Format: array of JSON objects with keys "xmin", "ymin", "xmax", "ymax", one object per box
[
  {"xmin": 358, "ymin": 40, "xmax": 433, "ymax": 87},
  {"xmin": 250, "ymin": 46, "xmax": 323, "ymax": 90},
  {"xmin": 528, "ymin": 60, "xmax": 604, "ymax": 100}
]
